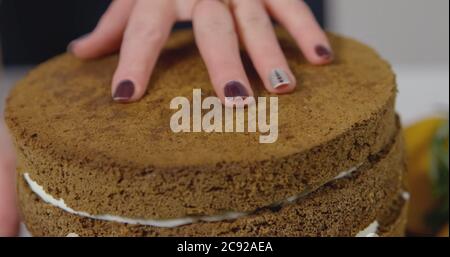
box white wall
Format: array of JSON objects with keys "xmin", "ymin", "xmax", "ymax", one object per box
[{"xmin": 327, "ymin": 0, "xmax": 449, "ymax": 66}]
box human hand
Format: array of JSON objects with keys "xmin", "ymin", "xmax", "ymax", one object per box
[
  {"xmin": 0, "ymin": 122, "xmax": 19, "ymax": 237},
  {"xmin": 68, "ymin": 0, "xmax": 333, "ymax": 107}
]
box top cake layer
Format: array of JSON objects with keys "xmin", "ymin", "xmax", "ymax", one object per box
[{"xmin": 5, "ymin": 29, "xmax": 398, "ymax": 218}]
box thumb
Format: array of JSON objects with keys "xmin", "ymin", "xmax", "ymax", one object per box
[{"xmin": 0, "ymin": 123, "xmax": 19, "ymax": 237}]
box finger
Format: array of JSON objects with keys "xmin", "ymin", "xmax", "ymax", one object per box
[
  {"xmin": 175, "ymin": 0, "xmax": 200, "ymax": 21},
  {"xmin": 68, "ymin": 0, "xmax": 136, "ymax": 59},
  {"xmin": 0, "ymin": 124, "xmax": 19, "ymax": 237},
  {"xmin": 265, "ymin": 0, "xmax": 333, "ymax": 65},
  {"xmin": 193, "ymin": 0, "xmax": 254, "ymax": 107},
  {"xmin": 232, "ymin": 0, "xmax": 296, "ymax": 94},
  {"xmin": 112, "ymin": 0, "xmax": 176, "ymax": 102}
]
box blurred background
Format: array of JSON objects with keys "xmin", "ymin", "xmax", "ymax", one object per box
[{"xmin": 0, "ymin": 0, "xmax": 448, "ymax": 237}]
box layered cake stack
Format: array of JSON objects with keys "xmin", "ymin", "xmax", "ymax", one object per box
[{"xmin": 5, "ymin": 30, "xmax": 409, "ymax": 237}]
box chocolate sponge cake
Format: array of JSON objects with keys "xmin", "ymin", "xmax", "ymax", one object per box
[{"xmin": 5, "ymin": 29, "xmax": 408, "ymax": 236}]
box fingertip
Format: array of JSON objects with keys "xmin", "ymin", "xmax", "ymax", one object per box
[
  {"xmin": 272, "ymin": 83, "xmax": 297, "ymax": 95},
  {"xmin": 305, "ymin": 44, "xmax": 334, "ymax": 66},
  {"xmin": 265, "ymin": 68, "xmax": 297, "ymax": 94},
  {"xmin": 112, "ymin": 80, "xmax": 137, "ymax": 103},
  {"xmin": 222, "ymin": 80, "xmax": 255, "ymax": 108},
  {"xmin": 67, "ymin": 34, "xmax": 91, "ymax": 58},
  {"xmin": 68, "ymin": 33, "xmax": 121, "ymax": 60},
  {"xmin": 315, "ymin": 45, "xmax": 333, "ymax": 60},
  {"xmin": 67, "ymin": 41, "xmax": 76, "ymax": 55}
]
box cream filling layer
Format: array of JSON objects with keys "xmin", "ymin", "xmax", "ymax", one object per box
[
  {"xmin": 23, "ymin": 165, "xmax": 361, "ymax": 228},
  {"xmin": 24, "ymin": 163, "xmax": 384, "ymax": 233},
  {"xmin": 24, "ymin": 173, "xmax": 246, "ymax": 228},
  {"xmin": 355, "ymin": 221, "xmax": 379, "ymax": 237}
]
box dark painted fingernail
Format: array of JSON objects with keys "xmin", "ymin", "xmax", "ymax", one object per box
[
  {"xmin": 315, "ymin": 45, "xmax": 333, "ymax": 59},
  {"xmin": 224, "ymin": 81, "xmax": 249, "ymax": 98},
  {"xmin": 113, "ymin": 80, "xmax": 135, "ymax": 102}
]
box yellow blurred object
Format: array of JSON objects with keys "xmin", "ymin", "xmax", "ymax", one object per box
[
  {"xmin": 405, "ymin": 118, "xmax": 446, "ymax": 235},
  {"xmin": 405, "ymin": 118, "xmax": 445, "ymax": 158},
  {"xmin": 437, "ymin": 224, "xmax": 449, "ymax": 237}
]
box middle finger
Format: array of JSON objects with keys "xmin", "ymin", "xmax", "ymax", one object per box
[{"xmin": 193, "ymin": 0, "xmax": 254, "ymax": 107}]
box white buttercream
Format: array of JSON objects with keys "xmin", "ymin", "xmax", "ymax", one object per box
[
  {"xmin": 334, "ymin": 163, "xmax": 363, "ymax": 180},
  {"xmin": 24, "ymin": 173, "xmax": 247, "ymax": 228},
  {"xmin": 23, "ymin": 165, "xmax": 361, "ymax": 229},
  {"xmin": 283, "ymin": 164, "xmax": 363, "ymax": 205},
  {"xmin": 402, "ymin": 191, "xmax": 411, "ymax": 201},
  {"xmin": 355, "ymin": 221, "xmax": 379, "ymax": 237},
  {"xmin": 19, "ymin": 223, "xmax": 32, "ymax": 237}
]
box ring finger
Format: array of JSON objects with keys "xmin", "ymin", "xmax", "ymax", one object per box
[{"xmin": 232, "ymin": 0, "xmax": 296, "ymax": 94}]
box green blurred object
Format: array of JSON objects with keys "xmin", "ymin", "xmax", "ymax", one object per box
[{"xmin": 427, "ymin": 120, "xmax": 449, "ymax": 232}]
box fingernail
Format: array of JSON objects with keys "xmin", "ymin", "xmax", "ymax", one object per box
[
  {"xmin": 315, "ymin": 45, "xmax": 333, "ymax": 60},
  {"xmin": 113, "ymin": 80, "xmax": 135, "ymax": 102},
  {"xmin": 269, "ymin": 68, "xmax": 291, "ymax": 89},
  {"xmin": 224, "ymin": 81, "xmax": 249, "ymax": 99}
]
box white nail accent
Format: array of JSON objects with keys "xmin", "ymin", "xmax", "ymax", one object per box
[{"xmin": 269, "ymin": 69, "xmax": 291, "ymax": 89}]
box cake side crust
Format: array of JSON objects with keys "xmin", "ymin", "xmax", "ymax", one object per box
[{"xmin": 19, "ymin": 131, "xmax": 406, "ymax": 236}]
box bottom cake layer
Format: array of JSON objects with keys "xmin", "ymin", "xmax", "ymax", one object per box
[
  {"xmin": 18, "ymin": 131, "xmax": 408, "ymax": 237},
  {"xmin": 20, "ymin": 182, "xmax": 408, "ymax": 237}
]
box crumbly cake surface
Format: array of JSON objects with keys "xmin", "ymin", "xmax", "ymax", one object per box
[
  {"xmin": 6, "ymin": 29, "xmax": 398, "ymax": 218},
  {"xmin": 19, "ymin": 131, "xmax": 406, "ymax": 237}
]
